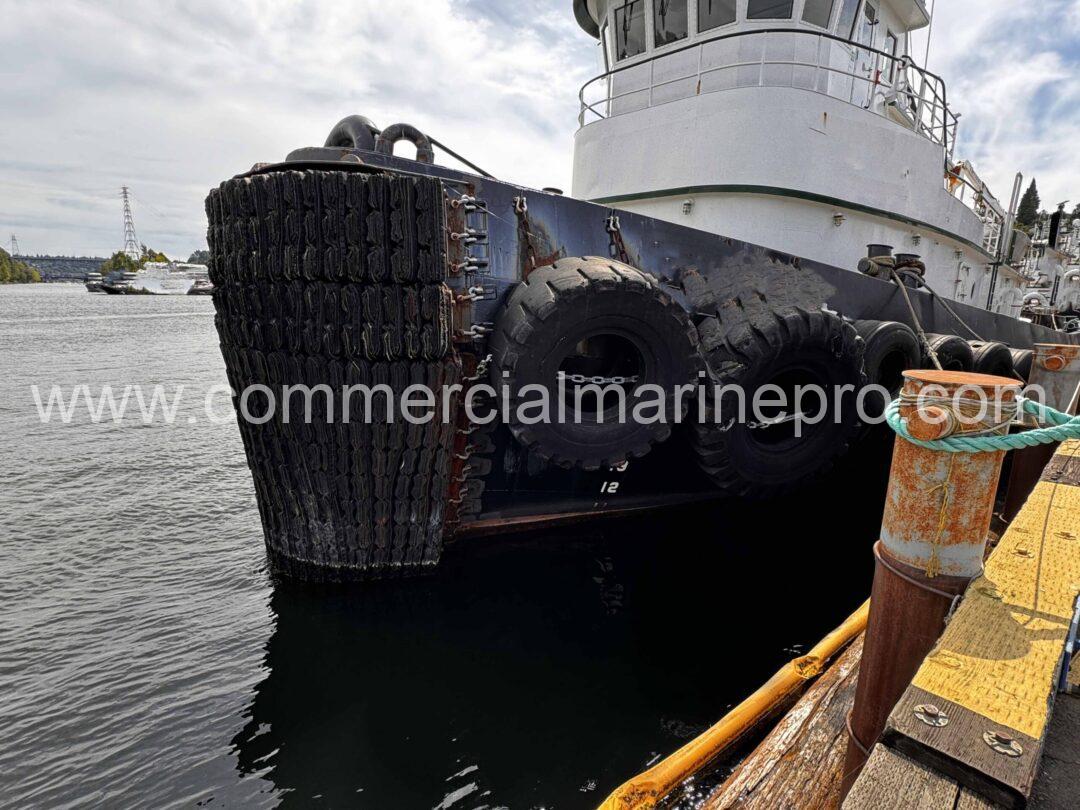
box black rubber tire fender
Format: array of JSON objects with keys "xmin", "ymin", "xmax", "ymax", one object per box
[
  {"xmin": 489, "ymin": 256, "xmax": 702, "ymax": 470},
  {"xmin": 855, "ymin": 320, "xmax": 921, "ymax": 410},
  {"xmin": 692, "ymin": 305, "xmax": 866, "ymax": 500},
  {"xmin": 1009, "ymin": 348, "xmax": 1034, "ymax": 382},
  {"xmin": 969, "ymin": 340, "xmax": 1015, "ymax": 378},
  {"xmin": 923, "ymin": 333, "xmax": 974, "ymax": 372},
  {"xmin": 206, "ymin": 168, "xmax": 458, "ymax": 579}
]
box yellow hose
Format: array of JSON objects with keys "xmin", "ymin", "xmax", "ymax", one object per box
[{"xmin": 596, "ymin": 599, "xmax": 870, "ymax": 810}]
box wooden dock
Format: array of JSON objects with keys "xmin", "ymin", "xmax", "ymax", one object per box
[{"xmin": 697, "ymin": 439, "xmax": 1080, "ymax": 810}]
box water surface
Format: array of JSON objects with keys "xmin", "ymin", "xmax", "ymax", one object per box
[{"xmin": 0, "ymin": 284, "xmax": 884, "ymax": 808}]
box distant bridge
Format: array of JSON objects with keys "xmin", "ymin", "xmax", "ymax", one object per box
[{"xmin": 16, "ymin": 255, "xmax": 107, "ymax": 282}]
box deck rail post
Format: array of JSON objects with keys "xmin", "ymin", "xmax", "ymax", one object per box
[{"xmin": 839, "ymin": 370, "xmax": 1023, "ymax": 800}]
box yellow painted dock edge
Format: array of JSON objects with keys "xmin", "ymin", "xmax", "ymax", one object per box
[
  {"xmin": 595, "ymin": 600, "xmax": 870, "ymax": 810},
  {"xmin": 910, "ymin": 439, "xmax": 1080, "ymax": 739}
]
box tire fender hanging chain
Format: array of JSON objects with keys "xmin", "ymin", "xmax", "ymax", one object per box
[
  {"xmin": 443, "ymin": 351, "xmax": 494, "ymax": 536},
  {"xmin": 447, "ymin": 188, "xmax": 493, "ymax": 344}
]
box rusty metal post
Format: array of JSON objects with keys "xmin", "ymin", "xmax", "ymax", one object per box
[
  {"xmin": 1003, "ymin": 343, "xmax": 1080, "ymax": 521},
  {"xmin": 840, "ymin": 370, "xmax": 1022, "ymax": 799}
]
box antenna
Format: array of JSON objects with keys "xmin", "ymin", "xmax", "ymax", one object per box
[
  {"xmin": 8, "ymin": 234, "xmax": 19, "ymax": 256},
  {"xmin": 121, "ymin": 186, "xmax": 140, "ymax": 260}
]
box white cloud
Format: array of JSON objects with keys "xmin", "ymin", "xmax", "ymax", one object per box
[
  {"xmin": 1, "ymin": 0, "xmax": 1077, "ymax": 257},
  {"xmin": 0, "ymin": 0, "xmax": 596, "ymax": 257},
  {"xmin": 913, "ymin": 0, "xmax": 1080, "ymax": 210}
]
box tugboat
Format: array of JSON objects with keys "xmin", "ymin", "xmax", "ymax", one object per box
[{"xmin": 205, "ymin": 1, "xmax": 1079, "ymax": 580}]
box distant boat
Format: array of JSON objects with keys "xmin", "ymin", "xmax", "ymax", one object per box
[
  {"xmin": 187, "ymin": 278, "xmax": 215, "ymax": 295},
  {"xmin": 84, "ymin": 271, "xmax": 104, "ymax": 293},
  {"xmin": 99, "ymin": 262, "xmax": 211, "ymax": 295}
]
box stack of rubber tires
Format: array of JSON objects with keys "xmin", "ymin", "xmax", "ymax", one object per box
[
  {"xmin": 680, "ymin": 269, "xmax": 867, "ymax": 499},
  {"xmin": 206, "ymin": 169, "xmax": 458, "ymax": 579}
]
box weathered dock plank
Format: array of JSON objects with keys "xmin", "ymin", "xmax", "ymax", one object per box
[
  {"xmin": 703, "ymin": 636, "xmax": 864, "ymax": 810},
  {"xmin": 1030, "ymin": 693, "xmax": 1080, "ymax": 809},
  {"xmin": 843, "ymin": 744, "xmax": 996, "ymax": 809},
  {"xmin": 859, "ymin": 439, "xmax": 1080, "ymax": 808}
]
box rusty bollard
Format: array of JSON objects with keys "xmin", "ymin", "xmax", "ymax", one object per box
[
  {"xmin": 840, "ymin": 370, "xmax": 1022, "ymax": 798},
  {"xmin": 1003, "ymin": 344, "xmax": 1080, "ymax": 521}
]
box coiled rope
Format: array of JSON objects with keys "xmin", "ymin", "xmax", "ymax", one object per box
[{"xmin": 886, "ymin": 396, "xmax": 1080, "ymax": 452}]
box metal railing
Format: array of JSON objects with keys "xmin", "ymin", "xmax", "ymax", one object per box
[
  {"xmin": 946, "ymin": 169, "xmax": 1005, "ymax": 255},
  {"xmin": 579, "ymin": 27, "xmax": 959, "ymax": 159}
]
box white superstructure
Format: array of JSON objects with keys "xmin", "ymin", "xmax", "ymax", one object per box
[
  {"xmin": 129, "ymin": 262, "xmax": 208, "ymax": 295},
  {"xmin": 571, "ymin": 0, "xmax": 1022, "ymax": 313}
]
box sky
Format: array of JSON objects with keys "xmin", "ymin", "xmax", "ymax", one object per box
[{"xmin": 1, "ymin": 0, "xmax": 1078, "ymax": 259}]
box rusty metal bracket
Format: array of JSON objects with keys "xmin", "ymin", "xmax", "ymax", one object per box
[
  {"xmin": 606, "ymin": 213, "xmax": 630, "ymax": 264},
  {"xmin": 514, "ymin": 195, "xmax": 539, "ymax": 277}
]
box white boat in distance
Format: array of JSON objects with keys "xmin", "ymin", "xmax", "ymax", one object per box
[{"xmin": 102, "ymin": 262, "xmax": 209, "ymax": 295}]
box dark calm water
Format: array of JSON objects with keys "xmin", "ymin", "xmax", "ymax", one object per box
[{"xmin": 0, "ymin": 284, "xmax": 885, "ymax": 809}]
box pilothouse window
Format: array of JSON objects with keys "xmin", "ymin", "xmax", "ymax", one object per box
[
  {"xmin": 654, "ymin": 0, "xmax": 688, "ymax": 47},
  {"xmin": 801, "ymin": 0, "xmax": 835, "ymax": 28},
  {"xmin": 698, "ymin": 0, "xmax": 737, "ymax": 31},
  {"xmin": 834, "ymin": 0, "xmax": 860, "ymax": 38},
  {"xmin": 856, "ymin": 1, "xmax": 878, "ymax": 46},
  {"xmin": 614, "ymin": 1, "xmax": 646, "ymax": 61},
  {"xmin": 746, "ymin": 0, "xmax": 795, "ymax": 19},
  {"xmin": 884, "ymin": 30, "xmax": 897, "ymax": 79}
]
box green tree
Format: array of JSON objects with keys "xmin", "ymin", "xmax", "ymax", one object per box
[
  {"xmin": 99, "ymin": 251, "xmax": 139, "ymax": 276},
  {"xmin": 99, "ymin": 245, "xmax": 170, "ymax": 277},
  {"xmin": 0, "ymin": 247, "xmax": 42, "ymax": 283},
  {"xmin": 1016, "ymin": 179, "xmax": 1040, "ymax": 229},
  {"xmin": 187, "ymin": 249, "xmax": 210, "ymax": 264},
  {"xmin": 140, "ymin": 245, "xmax": 168, "ymax": 264}
]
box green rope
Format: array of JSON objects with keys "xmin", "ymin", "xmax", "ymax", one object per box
[{"xmin": 885, "ymin": 397, "xmax": 1080, "ymax": 453}]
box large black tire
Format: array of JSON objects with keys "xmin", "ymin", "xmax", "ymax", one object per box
[
  {"xmin": 1010, "ymin": 348, "xmax": 1034, "ymax": 382},
  {"xmin": 923, "ymin": 333, "xmax": 974, "ymax": 372},
  {"xmin": 855, "ymin": 320, "xmax": 921, "ymax": 416},
  {"xmin": 207, "ymin": 169, "xmax": 458, "ymax": 580},
  {"xmin": 691, "ymin": 299, "xmax": 866, "ymax": 499},
  {"xmin": 969, "ymin": 340, "xmax": 1015, "ymax": 378},
  {"xmin": 489, "ymin": 257, "xmax": 701, "ymax": 470}
]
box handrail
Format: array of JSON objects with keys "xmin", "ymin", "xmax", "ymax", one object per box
[
  {"xmin": 946, "ymin": 168, "xmax": 1005, "ymax": 253},
  {"xmin": 578, "ymin": 26, "xmax": 958, "ymax": 157}
]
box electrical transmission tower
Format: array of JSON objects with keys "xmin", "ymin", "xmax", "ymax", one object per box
[
  {"xmin": 9, "ymin": 234, "xmax": 19, "ymax": 256},
  {"xmin": 120, "ymin": 186, "xmax": 140, "ymax": 260}
]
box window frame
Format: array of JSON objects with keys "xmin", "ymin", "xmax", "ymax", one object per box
[
  {"xmin": 599, "ymin": 19, "xmax": 613, "ymax": 71},
  {"xmin": 696, "ymin": 0, "xmax": 740, "ymax": 35},
  {"xmin": 883, "ymin": 28, "xmax": 898, "ymax": 81},
  {"xmin": 799, "ymin": 0, "xmax": 838, "ymax": 31},
  {"xmin": 855, "ymin": 0, "xmax": 879, "ymax": 49},
  {"xmin": 744, "ymin": 0, "xmax": 797, "ymax": 21},
  {"xmin": 652, "ymin": 0, "xmax": 691, "ymax": 50},
  {"xmin": 611, "ymin": 0, "xmax": 649, "ymax": 63},
  {"xmin": 833, "ymin": 0, "xmax": 863, "ymax": 42}
]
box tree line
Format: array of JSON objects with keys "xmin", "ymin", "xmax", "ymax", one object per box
[
  {"xmin": 98, "ymin": 245, "xmax": 171, "ymax": 275},
  {"xmin": 0, "ymin": 248, "xmax": 42, "ymax": 283}
]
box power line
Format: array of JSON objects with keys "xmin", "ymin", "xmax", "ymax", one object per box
[
  {"xmin": 9, "ymin": 234, "xmax": 20, "ymax": 256},
  {"xmin": 121, "ymin": 186, "xmax": 140, "ymax": 260}
]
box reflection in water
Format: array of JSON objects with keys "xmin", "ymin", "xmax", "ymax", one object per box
[{"xmin": 233, "ymin": 438, "xmax": 890, "ymax": 808}]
